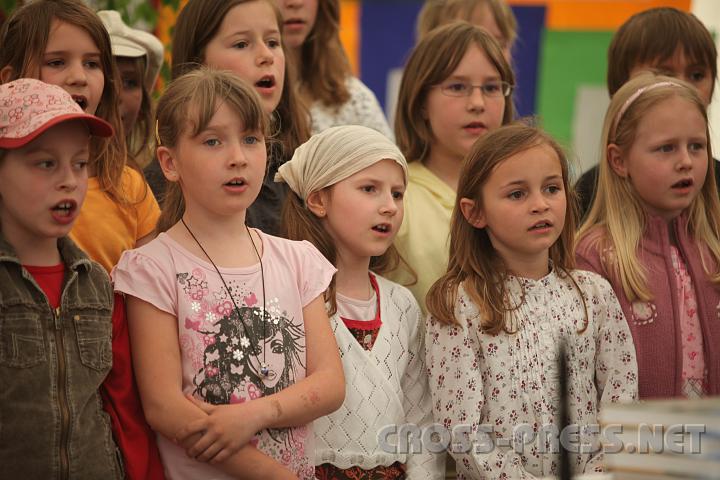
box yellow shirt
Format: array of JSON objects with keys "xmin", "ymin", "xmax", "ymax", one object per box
[
  {"xmin": 70, "ymin": 166, "xmax": 160, "ymax": 273},
  {"xmin": 389, "ymin": 161, "xmax": 455, "ymax": 311}
]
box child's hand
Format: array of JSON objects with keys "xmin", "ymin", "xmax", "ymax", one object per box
[{"xmin": 175, "ymin": 395, "xmax": 263, "ymax": 464}]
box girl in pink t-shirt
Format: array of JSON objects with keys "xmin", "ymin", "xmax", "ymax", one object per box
[{"xmin": 112, "ymin": 69, "xmax": 345, "ymax": 480}]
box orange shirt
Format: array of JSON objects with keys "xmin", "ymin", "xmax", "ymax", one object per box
[{"xmin": 71, "ymin": 166, "xmax": 160, "ymax": 272}]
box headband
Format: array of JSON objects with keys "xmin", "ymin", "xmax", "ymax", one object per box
[
  {"xmin": 275, "ymin": 125, "xmax": 407, "ymax": 202},
  {"xmin": 612, "ymin": 81, "xmax": 680, "ymax": 140}
]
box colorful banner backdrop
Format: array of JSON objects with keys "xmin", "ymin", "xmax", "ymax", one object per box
[
  {"xmin": 340, "ymin": 0, "xmax": 691, "ymax": 172},
  {"xmin": 0, "ymin": 0, "xmax": 694, "ymax": 170}
]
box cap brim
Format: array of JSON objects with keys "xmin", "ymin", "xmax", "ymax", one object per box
[
  {"xmin": 112, "ymin": 42, "xmax": 146, "ymax": 58},
  {"xmin": 0, "ymin": 113, "xmax": 114, "ymax": 149}
]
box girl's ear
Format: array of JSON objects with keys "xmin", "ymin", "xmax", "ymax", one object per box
[
  {"xmin": 156, "ymin": 146, "xmax": 180, "ymax": 182},
  {"xmin": 459, "ymin": 197, "xmax": 486, "ymax": 228},
  {"xmin": 0, "ymin": 66, "xmax": 15, "ymax": 83},
  {"xmin": 607, "ymin": 143, "xmax": 628, "ymax": 177},
  {"xmin": 306, "ymin": 190, "xmax": 329, "ymax": 218}
]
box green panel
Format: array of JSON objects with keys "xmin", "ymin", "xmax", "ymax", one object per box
[{"xmin": 537, "ymin": 30, "xmax": 614, "ymax": 147}]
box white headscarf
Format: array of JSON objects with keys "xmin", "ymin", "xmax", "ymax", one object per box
[{"xmin": 275, "ymin": 125, "xmax": 407, "ymax": 202}]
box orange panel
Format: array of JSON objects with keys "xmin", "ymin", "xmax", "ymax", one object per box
[
  {"xmin": 339, "ymin": 0, "xmax": 360, "ymax": 76},
  {"xmin": 544, "ymin": 1, "xmax": 690, "ymax": 30}
]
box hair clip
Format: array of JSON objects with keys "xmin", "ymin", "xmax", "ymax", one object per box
[{"xmin": 155, "ymin": 119, "xmax": 162, "ymax": 146}]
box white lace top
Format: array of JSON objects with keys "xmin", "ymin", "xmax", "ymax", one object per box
[
  {"xmin": 309, "ymin": 76, "xmax": 394, "ymax": 141},
  {"xmin": 426, "ymin": 269, "xmax": 638, "ymax": 479},
  {"xmin": 314, "ymin": 274, "xmax": 445, "ymax": 478}
]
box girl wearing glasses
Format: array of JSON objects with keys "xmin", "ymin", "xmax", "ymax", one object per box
[{"xmin": 389, "ymin": 21, "xmax": 515, "ymax": 310}]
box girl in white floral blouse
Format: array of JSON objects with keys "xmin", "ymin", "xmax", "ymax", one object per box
[{"xmin": 425, "ymin": 123, "xmax": 638, "ymax": 479}]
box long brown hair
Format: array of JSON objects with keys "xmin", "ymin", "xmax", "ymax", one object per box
[
  {"xmin": 426, "ymin": 123, "xmax": 583, "ymax": 334},
  {"xmin": 172, "ymin": 0, "xmax": 310, "ymax": 163},
  {"xmin": 282, "ymin": 190, "xmax": 403, "ymax": 316},
  {"xmin": 0, "ymin": 0, "xmax": 130, "ymax": 203},
  {"xmin": 292, "ymin": 0, "xmax": 351, "ymax": 107},
  {"xmin": 155, "ymin": 68, "xmax": 269, "ymax": 233},
  {"xmin": 395, "ymin": 21, "xmax": 515, "ymax": 163}
]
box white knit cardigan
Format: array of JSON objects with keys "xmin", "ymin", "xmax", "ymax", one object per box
[{"xmin": 313, "ymin": 274, "xmax": 445, "ymax": 478}]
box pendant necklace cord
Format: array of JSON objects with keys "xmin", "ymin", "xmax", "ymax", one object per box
[{"xmin": 181, "ymin": 217, "xmax": 269, "ymax": 377}]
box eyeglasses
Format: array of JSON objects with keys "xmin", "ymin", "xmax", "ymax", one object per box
[{"xmin": 436, "ymin": 80, "xmax": 514, "ymax": 98}]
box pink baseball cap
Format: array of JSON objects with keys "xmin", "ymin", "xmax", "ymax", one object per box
[{"xmin": 0, "ymin": 78, "xmax": 113, "ymax": 149}]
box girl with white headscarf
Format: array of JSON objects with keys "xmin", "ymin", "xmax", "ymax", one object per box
[{"xmin": 277, "ymin": 125, "xmax": 445, "ymax": 479}]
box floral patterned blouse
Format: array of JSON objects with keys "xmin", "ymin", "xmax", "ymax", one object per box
[{"xmin": 425, "ymin": 269, "xmax": 638, "ymax": 479}]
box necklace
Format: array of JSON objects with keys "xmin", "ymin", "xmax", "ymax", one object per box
[{"xmin": 181, "ymin": 218, "xmax": 270, "ymax": 378}]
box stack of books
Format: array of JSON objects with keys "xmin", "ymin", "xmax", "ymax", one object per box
[{"xmin": 599, "ymin": 397, "xmax": 720, "ymax": 479}]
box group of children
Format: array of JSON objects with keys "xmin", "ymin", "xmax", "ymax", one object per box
[{"xmin": 0, "ymin": 0, "xmax": 718, "ymax": 479}]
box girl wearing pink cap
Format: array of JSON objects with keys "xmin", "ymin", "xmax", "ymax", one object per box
[{"xmin": 0, "ymin": 78, "xmax": 162, "ymax": 479}]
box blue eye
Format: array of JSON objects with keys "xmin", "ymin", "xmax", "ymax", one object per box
[
  {"xmin": 204, "ymin": 138, "xmax": 220, "ymax": 147},
  {"xmin": 243, "ymin": 135, "xmax": 261, "ymax": 145}
]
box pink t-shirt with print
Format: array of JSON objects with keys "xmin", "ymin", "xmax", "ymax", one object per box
[{"xmin": 113, "ymin": 231, "xmax": 336, "ymax": 480}]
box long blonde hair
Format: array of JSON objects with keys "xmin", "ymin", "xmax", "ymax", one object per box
[
  {"xmin": 427, "ymin": 123, "xmax": 583, "ymax": 334},
  {"xmin": 395, "ymin": 22, "xmax": 514, "ymax": 163},
  {"xmin": 577, "ymin": 73, "xmax": 720, "ymax": 301},
  {"xmin": 155, "ymin": 68, "xmax": 268, "ymax": 233}
]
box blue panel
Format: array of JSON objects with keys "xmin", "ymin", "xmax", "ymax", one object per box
[
  {"xmin": 360, "ymin": 0, "xmax": 423, "ymax": 112},
  {"xmin": 358, "ymin": 2, "xmax": 546, "ymax": 118},
  {"xmin": 511, "ymin": 5, "xmax": 546, "ymax": 118}
]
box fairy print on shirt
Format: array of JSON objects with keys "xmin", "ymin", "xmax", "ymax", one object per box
[{"xmin": 176, "ymin": 267, "xmax": 314, "ymax": 478}]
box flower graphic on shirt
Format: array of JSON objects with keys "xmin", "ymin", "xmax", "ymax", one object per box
[
  {"xmin": 191, "ymin": 301, "xmax": 200, "ymax": 313},
  {"xmin": 216, "ymin": 300, "xmax": 233, "ymax": 317},
  {"xmin": 189, "ymin": 284, "xmax": 307, "ymax": 453}
]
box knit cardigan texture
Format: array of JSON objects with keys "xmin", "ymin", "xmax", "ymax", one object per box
[
  {"xmin": 313, "ymin": 274, "xmax": 445, "ymax": 478},
  {"xmin": 576, "ymin": 212, "xmax": 720, "ymax": 398}
]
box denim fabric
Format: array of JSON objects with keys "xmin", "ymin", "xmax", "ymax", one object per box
[{"xmin": 0, "ymin": 234, "xmax": 122, "ymax": 479}]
